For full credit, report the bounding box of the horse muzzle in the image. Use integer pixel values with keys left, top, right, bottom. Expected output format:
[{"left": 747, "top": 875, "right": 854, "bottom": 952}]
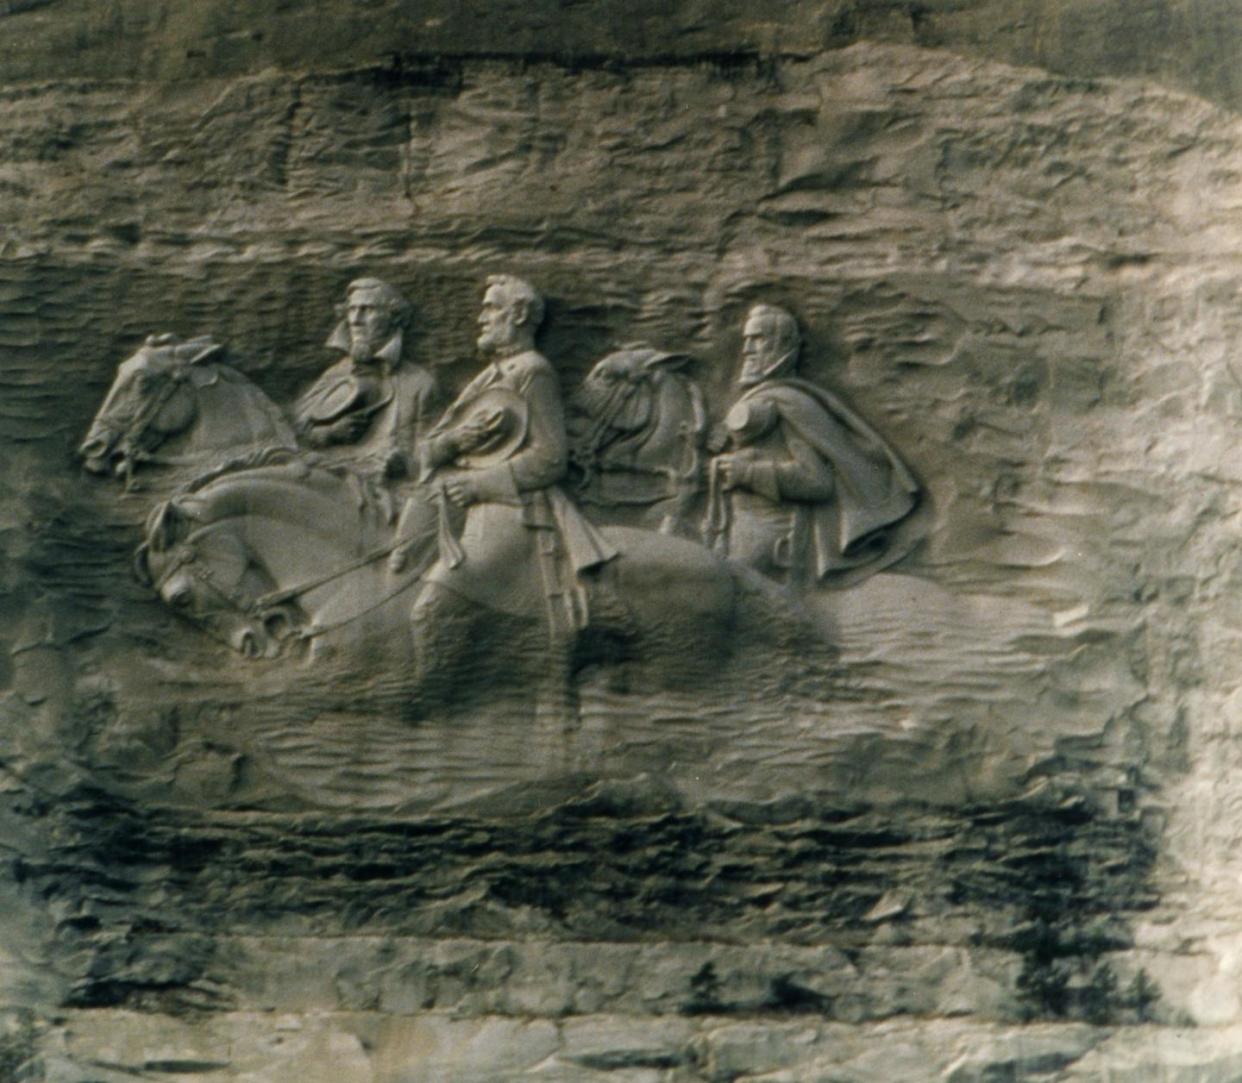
[
  {"left": 79, "top": 431, "right": 120, "bottom": 474},
  {"left": 230, "top": 622, "right": 281, "bottom": 661},
  {"left": 229, "top": 605, "right": 304, "bottom": 661}
]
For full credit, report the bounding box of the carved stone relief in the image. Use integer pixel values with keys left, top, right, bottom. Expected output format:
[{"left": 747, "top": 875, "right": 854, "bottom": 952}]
[
  {"left": 93, "top": 278, "right": 893, "bottom": 725},
  {"left": 79, "top": 333, "right": 296, "bottom": 486},
  {"left": 16, "top": 43, "right": 1184, "bottom": 828},
  {"left": 704, "top": 303, "right": 922, "bottom": 588},
  {"left": 8, "top": 26, "right": 1237, "bottom": 1078},
  {"left": 569, "top": 345, "right": 707, "bottom": 536}
]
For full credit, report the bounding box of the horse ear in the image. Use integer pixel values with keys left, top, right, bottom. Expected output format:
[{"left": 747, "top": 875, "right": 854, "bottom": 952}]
[
  {"left": 599, "top": 347, "right": 650, "bottom": 381},
  {"left": 184, "top": 339, "right": 224, "bottom": 387},
  {"left": 188, "top": 365, "right": 220, "bottom": 389},
  {"left": 187, "top": 338, "right": 225, "bottom": 365},
  {"left": 144, "top": 499, "right": 189, "bottom": 552}
]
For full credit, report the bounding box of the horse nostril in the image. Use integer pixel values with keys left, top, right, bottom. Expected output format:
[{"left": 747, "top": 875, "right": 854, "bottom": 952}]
[
  {"left": 263, "top": 610, "right": 292, "bottom": 640},
  {"left": 80, "top": 437, "right": 115, "bottom": 471},
  {"left": 170, "top": 587, "right": 192, "bottom": 609},
  {"left": 238, "top": 630, "right": 260, "bottom": 659}
]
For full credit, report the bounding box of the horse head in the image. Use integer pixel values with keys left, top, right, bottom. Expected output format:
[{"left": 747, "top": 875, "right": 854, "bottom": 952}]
[
  {"left": 80, "top": 334, "right": 226, "bottom": 478},
  {"left": 571, "top": 345, "right": 704, "bottom": 487},
  {"left": 81, "top": 333, "right": 295, "bottom": 483},
  {"left": 135, "top": 491, "right": 303, "bottom": 660},
  {"left": 573, "top": 346, "right": 691, "bottom": 437}
]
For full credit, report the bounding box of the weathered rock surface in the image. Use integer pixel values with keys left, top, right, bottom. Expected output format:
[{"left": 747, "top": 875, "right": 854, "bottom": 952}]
[
  {"left": 27, "top": 1013, "right": 1242, "bottom": 1082},
  {"left": 8, "top": 0, "right": 1242, "bottom": 116},
  {"left": 3, "top": 4, "right": 1242, "bottom": 1078}
]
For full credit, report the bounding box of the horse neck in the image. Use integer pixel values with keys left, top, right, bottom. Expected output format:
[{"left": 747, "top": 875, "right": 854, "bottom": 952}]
[
  {"left": 235, "top": 513, "right": 359, "bottom": 592},
  {"left": 195, "top": 472, "right": 391, "bottom": 584},
  {"left": 187, "top": 373, "right": 292, "bottom": 454},
  {"left": 623, "top": 376, "right": 701, "bottom": 464}
]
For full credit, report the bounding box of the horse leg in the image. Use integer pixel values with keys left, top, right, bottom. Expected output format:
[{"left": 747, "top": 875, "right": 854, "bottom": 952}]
[
  {"left": 533, "top": 631, "right": 579, "bottom": 742},
  {"left": 407, "top": 582, "right": 481, "bottom": 716},
  {"left": 407, "top": 577, "right": 584, "bottom": 729}
]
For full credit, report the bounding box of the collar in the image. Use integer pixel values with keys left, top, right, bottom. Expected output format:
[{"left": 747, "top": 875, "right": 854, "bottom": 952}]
[
  {"left": 324, "top": 325, "right": 405, "bottom": 369},
  {"left": 736, "top": 372, "right": 793, "bottom": 404},
  {"left": 484, "top": 348, "right": 540, "bottom": 380}
]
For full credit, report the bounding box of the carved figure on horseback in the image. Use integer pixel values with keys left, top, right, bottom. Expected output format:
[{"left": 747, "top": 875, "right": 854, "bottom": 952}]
[
  {"left": 292, "top": 277, "right": 440, "bottom": 481},
  {"left": 82, "top": 276, "right": 928, "bottom": 720},
  {"left": 134, "top": 449, "right": 801, "bottom": 713}
]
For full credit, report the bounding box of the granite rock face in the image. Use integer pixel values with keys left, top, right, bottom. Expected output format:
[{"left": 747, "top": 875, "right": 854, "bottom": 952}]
[
  {"left": 9, "top": 0, "right": 1242, "bottom": 114},
  {"left": 3, "top": 4, "right": 1242, "bottom": 1079}
]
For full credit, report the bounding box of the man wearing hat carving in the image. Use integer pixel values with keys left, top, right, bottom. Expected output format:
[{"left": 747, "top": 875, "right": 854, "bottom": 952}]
[
  {"left": 293, "top": 277, "right": 440, "bottom": 479},
  {"left": 401, "top": 274, "right": 616, "bottom": 643}
]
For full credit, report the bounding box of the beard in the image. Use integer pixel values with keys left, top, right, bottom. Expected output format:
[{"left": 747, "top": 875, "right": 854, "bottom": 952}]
[
  {"left": 349, "top": 325, "right": 390, "bottom": 362},
  {"left": 476, "top": 326, "right": 508, "bottom": 356},
  {"left": 739, "top": 358, "right": 772, "bottom": 386},
  {"left": 740, "top": 349, "right": 795, "bottom": 386}
]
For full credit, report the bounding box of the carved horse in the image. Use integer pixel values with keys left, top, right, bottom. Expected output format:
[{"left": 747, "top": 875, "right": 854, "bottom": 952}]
[
  {"left": 80, "top": 334, "right": 296, "bottom": 486},
  {"left": 569, "top": 346, "right": 707, "bottom": 537},
  {"left": 135, "top": 456, "right": 816, "bottom": 707}
]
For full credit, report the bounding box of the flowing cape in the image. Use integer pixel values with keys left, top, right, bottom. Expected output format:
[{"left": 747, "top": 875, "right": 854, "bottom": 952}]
[{"left": 738, "top": 377, "right": 921, "bottom": 580}]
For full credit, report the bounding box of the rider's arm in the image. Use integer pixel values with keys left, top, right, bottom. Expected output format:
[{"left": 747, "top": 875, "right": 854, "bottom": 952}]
[
  {"left": 510, "top": 365, "right": 568, "bottom": 490},
  {"left": 731, "top": 428, "right": 834, "bottom": 503},
  {"left": 772, "top": 428, "right": 835, "bottom": 501}
]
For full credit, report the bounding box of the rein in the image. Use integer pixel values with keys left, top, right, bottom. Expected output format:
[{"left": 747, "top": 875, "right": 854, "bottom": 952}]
[
  {"left": 291, "top": 573, "right": 423, "bottom": 640},
  {"left": 254, "top": 536, "right": 408, "bottom": 610}
]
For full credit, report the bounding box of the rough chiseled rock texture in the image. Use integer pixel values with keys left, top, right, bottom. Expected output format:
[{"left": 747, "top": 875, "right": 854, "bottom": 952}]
[
  {"left": 8, "top": 0, "right": 1242, "bottom": 115},
  {"left": 2, "top": 11, "right": 1242, "bottom": 1080}
]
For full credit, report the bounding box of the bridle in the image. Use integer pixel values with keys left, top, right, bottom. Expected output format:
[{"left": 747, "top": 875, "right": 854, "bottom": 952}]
[
  {"left": 572, "top": 367, "right": 702, "bottom": 496},
  {"left": 571, "top": 369, "right": 647, "bottom": 488},
  {"left": 151, "top": 522, "right": 267, "bottom": 620},
  {"left": 104, "top": 361, "right": 194, "bottom": 490},
  {"left": 105, "top": 362, "right": 294, "bottom": 492}
]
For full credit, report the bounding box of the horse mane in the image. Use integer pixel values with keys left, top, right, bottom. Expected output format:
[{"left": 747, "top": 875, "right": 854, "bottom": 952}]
[
  {"left": 177, "top": 446, "right": 308, "bottom": 495},
  {"left": 172, "top": 449, "right": 398, "bottom": 531}
]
